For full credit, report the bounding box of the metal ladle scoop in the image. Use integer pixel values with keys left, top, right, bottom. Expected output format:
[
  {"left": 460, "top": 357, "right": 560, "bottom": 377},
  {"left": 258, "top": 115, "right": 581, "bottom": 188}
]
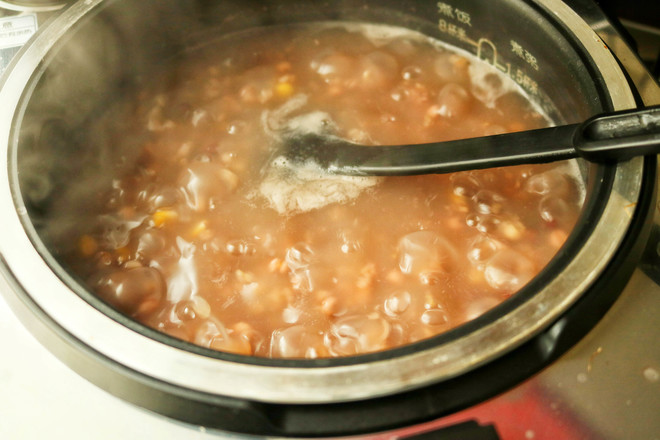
[{"left": 282, "top": 105, "right": 660, "bottom": 176}]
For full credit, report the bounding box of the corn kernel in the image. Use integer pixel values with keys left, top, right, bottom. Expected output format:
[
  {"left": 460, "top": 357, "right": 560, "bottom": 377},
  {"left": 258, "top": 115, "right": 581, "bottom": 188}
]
[
  {"left": 190, "top": 220, "right": 208, "bottom": 238},
  {"left": 78, "top": 235, "right": 98, "bottom": 256},
  {"left": 152, "top": 209, "right": 178, "bottom": 227},
  {"left": 275, "top": 82, "right": 294, "bottom": 98}
]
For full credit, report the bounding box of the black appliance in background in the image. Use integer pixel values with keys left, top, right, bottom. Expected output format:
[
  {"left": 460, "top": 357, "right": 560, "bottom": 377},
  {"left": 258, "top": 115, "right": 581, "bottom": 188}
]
[
  {"left": 597, "top": 0, "right": 660, "bottom": 79},
  {"left": 598, "top": 0, "right": 660, "bottom": 28}
]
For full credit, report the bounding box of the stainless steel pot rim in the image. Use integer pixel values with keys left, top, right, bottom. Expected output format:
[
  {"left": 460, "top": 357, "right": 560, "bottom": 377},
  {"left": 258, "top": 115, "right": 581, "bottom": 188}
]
[{"left": 0, "top": 0, "right": 642, "bottom": 404}]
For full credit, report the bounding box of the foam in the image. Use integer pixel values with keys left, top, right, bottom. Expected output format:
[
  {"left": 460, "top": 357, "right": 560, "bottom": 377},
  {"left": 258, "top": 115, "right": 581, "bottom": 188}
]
[{"left": 254, "top": 156, "right": 381, "bottom": 215}]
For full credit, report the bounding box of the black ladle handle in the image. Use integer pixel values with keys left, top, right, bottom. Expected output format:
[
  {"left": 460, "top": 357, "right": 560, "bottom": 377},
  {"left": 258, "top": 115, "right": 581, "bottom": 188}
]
[
  {"left": 574, "top": 105, "right": 660, "bottom": 161},
  {"left": 291, "top": 105, "right": 660, "bottom": 176}
]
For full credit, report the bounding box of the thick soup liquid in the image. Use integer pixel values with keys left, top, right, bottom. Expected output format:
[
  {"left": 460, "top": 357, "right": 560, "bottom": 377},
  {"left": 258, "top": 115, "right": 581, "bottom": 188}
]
[{"left": 62, "top": 24, "right": 583, "bottom": 358}]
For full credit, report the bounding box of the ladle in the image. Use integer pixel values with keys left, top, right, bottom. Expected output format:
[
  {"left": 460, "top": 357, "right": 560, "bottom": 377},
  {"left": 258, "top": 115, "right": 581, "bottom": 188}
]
[{"left": 283, "top": 105, "right": 660, "bottom": 176}]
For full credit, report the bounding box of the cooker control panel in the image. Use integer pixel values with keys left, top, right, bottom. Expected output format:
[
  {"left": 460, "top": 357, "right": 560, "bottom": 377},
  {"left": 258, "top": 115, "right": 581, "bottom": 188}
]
[{"left": 0, "top": 13, "right": 37, "bottom": 74}]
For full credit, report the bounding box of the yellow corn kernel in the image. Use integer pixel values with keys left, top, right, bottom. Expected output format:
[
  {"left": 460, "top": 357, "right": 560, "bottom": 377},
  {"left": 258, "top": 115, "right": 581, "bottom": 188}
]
[
  {"left": 190, "top": 220, "right": 208, "bottom": 238},
  {"left": 78, "top": 234, "right": 98, "bottom": 256},
  {"left": 275, "top": 82, "right": 294, "bottom": 98},
  {"left": 152, "top": 209, "right": 178, "bottom": 227}
]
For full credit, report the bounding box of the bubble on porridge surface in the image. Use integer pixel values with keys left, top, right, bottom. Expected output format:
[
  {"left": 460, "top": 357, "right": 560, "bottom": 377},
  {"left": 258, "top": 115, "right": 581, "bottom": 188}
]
[
  {"left": 194, "top": 317, "right": 228, "bottom": 347},
  {"left": 312, "top": 52, "right": 357, "bottom": 81},
  {"left": 146, "top": 186, "right": 182, "bottom": 210},
  {"left": 473, "top": 214, "right": 502, "bottom": 235},
  {"left": 95, "top": 266, "right": 165, "bottom": 315},
  {"left": 209, "top": 330, "right": 253, "bottom": 355},
  {"left": 451, "top": 172, "right": 482, "bottom": 198},
  {"left": 326, "top": 22, "right": 529, "bottom": 110},
  {"left": 136, "top": 229, "right": 167, "bottom": 260},
  {"left": 180, "top": 162, "right": 238, "bottom": 212},
  {"left": 98, "top": 214, "right": 145, "bottom": 249},
  {"left": 384, "top": 290, "right": 412, "bottom": 316},
  {"left": 525, "top": 163, "right": 586, "bottom": 202},
  {"left": 326, "top": 314, "right": 391, "bottom": 356},
  {"left": 286, "top": 242, "right": 315, "bottom": 292},
  {"left": 463, "top": 296, "right": 500, "bottom": 321},
  {"left": 433, "top": 52, "right": 467, "bottom": 84},
  {"left": 387, "top": 322, "right": 407, "bottom": 347},
  {"left": 434, "top": 83, "right": 472, "bottom": 118},
  {"left": 358, "top": 50, "right": 399, "bottom": 89},
  {"left": 525, "top": 169, "right": 571, "bottom": 196},
  {"left": 255, "top": 156, "right": 381, "bottom": 215},
  {"left": 473, "top": 189, "right": 505, "bottom": 215},
  {"left": 270, "top": 325, "right": 325, "bottom": 358},
  {"left": 172, "top": 299, "right": 199, "bottom": 323},
  {"left": 468, "top": 235, "right": 500, "bottom": 267},
  {"left": 421, "top": 307, "right": 449, "bottom": 326},
  {"left": 398, "top": 231, "right": 457, "bottom": 275},
  {"left": 484, "top": 248, "right": 536, "bottom": 291},
  {"left": 539, "top": 196, "right": 571, "bottom": 224},
  {"left": 468, "top": 62, "right": 520, "bottom": 108}
]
